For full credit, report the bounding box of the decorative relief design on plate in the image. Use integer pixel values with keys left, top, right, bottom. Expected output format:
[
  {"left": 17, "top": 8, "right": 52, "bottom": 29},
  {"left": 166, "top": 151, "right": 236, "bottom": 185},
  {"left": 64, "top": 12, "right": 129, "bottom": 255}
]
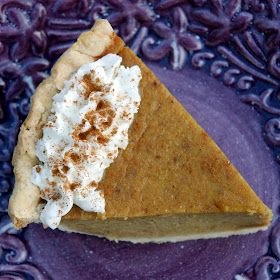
[
  {"left": 245, "top": 221, "right": 280, "bottom": 280},
  {"left": 191, "top": 0, "right": 253, "bottom": 46},
  {"left": 142, "top": 7, "right": 202, "bottom": 69},
  {"left": 0, "top": 216, "right": 47, "bottom": 279},
  {"left": 0, "top": 0, "right": 280, "bottom": 279}
]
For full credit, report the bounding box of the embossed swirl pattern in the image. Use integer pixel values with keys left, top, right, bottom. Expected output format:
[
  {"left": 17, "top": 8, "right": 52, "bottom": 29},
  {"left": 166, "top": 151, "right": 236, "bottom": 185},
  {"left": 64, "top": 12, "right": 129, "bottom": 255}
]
[{"left": 0, "top": 1, "right": 280, "bottom": 279}]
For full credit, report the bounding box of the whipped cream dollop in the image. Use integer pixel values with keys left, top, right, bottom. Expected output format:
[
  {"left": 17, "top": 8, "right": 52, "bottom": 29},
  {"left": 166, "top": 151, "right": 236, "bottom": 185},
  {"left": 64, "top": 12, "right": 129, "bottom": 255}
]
[{"left": 31, "top": 54, "right": 142, "bottom": 229}]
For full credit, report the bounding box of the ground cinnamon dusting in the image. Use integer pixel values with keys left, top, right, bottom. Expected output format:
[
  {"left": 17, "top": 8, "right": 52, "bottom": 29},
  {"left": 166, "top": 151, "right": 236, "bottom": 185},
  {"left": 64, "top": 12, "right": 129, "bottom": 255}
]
[
  {"left": 85, "top": 110, "right": 97, "bottom": 124},
  {"left": 99, "top": 107, "right": 116, "bottom": 128},
  {"left": 101, "top": 115, "right": 115, "bottom": 129},
  {"left": 51, "top": 192, "right": 61, "bottom": 201},
  {"left": 73, "top": 125, "right": 98, "bottom": 141},
  {"left": 47, "top": 181, "right": 55, "bottom": 187},
  {"left": 52, "top": 164, "right": 65, "bottom": 178},
  {"left": 111, "top": 128, "right": 117, "bottom": 135},
  {"left": 96, "top": 100, "right": 110, "bottom": 110},
  {"left": 97, "top": 135, "right": 109, "bottom": 145},
  {"left": 69, "top": 183, "right": 79, "bottom": 191},
  {"left": 41, "top": 188, "right": 61, "bottom": 201},
  {"left": 73, "top": 102, "right": 115, "bottom": 143},
  {"left": 65, "top": 151, "right": 81, "bottom": 163},
  {"left": 61, "top": 165, "right": 69, "bottom": 173},
  {"left": 82, "top": 73, "right": 104, "bottom": 99},
  {"left": 121, "top": 111, "right": 130, "bottom": 119}
]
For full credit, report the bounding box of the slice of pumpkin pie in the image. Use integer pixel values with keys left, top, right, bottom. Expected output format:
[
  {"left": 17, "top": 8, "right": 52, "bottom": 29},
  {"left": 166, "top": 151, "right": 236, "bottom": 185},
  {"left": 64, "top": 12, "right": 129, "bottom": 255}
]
[{"left": 8, "top": 19, "right": 272, "bottom": 243}]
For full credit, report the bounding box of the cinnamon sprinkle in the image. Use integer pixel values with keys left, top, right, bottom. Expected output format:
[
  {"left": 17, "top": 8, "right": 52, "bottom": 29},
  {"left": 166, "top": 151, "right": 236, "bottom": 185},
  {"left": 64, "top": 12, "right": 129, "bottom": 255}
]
[
  {"left": 52, "top": 164, "right": 65, "bottom": 178},
  {"left": 96, "top": 100, "right": 110, "bottom": 110},
  {"left": 47, "top": 180, "right": 55, "bottom": 187},
  {"left": 111, "top": 128, "right": 117, "bottom": 135},
  {"left": 85, "top": 110, "right": 97, "bottom": 126},
  {"left": 121, "top": 111, "right": 130, "bottom": 119},
  {"left": 41, "top": 188, "right": 61, "bottom": 201},
  {"left": 97, "top": 134, "right": 109, "bottom": 145},
  {"left": 61, "top": 165, "right": 69, "bottom": 173},
  {"left": 74, "top": 126, "right": 98, "bottom": 141},
  {"left": 73, "top": 104, "right": 115, "bottom": 143},
  {"left": 82, "top": 74, "right": 104, "bottom": 99},
  {"left": 69, "top": 183, "right": 79, "bottom": 191},
  {"left": 64, "top": 151, "right": 81, "bottom": 164}
]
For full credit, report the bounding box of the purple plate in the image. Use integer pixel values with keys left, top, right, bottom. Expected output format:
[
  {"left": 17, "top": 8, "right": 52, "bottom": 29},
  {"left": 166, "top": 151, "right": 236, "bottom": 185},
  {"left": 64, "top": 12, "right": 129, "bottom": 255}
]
[{"left": 1, "top": 1, "right": 280, "bottom": 279}]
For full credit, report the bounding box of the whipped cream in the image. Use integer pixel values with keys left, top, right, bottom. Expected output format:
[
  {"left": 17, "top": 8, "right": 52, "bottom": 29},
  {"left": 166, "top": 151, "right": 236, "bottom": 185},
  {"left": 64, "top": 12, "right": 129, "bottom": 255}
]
[{"left": 31, "top": 54, "right": 142, "bottom": 229}]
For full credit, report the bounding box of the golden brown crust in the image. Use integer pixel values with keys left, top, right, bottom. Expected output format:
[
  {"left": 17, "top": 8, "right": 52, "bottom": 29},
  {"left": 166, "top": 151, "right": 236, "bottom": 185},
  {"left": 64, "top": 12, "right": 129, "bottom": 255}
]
[
  {"left": 9, "top": 19, "right": 272, "bottom": 232},
  {"left": 8, "top": 20, "right": 125, "bottom": 228}
]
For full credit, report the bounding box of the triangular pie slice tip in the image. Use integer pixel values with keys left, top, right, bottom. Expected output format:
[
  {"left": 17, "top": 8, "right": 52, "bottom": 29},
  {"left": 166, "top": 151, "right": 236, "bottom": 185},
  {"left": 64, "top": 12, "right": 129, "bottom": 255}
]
[{"left": 8, "top": 19, "right": 272, "bottom": 243}]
